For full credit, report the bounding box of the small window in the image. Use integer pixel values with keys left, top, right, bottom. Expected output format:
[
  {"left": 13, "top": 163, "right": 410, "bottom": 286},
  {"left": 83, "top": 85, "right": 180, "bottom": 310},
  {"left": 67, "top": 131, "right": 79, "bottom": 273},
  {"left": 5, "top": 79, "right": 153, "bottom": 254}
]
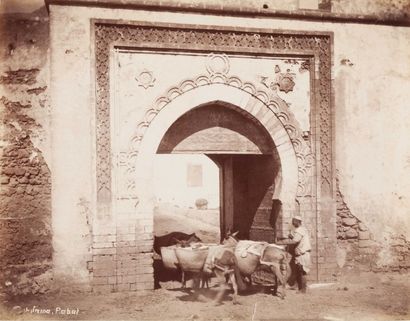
[{"left": 187, "top": 164, "right": 202, "bottom": 187}]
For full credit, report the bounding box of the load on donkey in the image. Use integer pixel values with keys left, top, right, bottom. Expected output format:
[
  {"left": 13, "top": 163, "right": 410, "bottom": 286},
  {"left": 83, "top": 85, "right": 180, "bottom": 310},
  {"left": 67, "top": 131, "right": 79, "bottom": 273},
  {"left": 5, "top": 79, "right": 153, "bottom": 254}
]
[
  {"left": 153, "top": 232, "right": 202, "bottom": 289},
  {"left": 159, "top": 231, "right": 292, "bottom": 305}
]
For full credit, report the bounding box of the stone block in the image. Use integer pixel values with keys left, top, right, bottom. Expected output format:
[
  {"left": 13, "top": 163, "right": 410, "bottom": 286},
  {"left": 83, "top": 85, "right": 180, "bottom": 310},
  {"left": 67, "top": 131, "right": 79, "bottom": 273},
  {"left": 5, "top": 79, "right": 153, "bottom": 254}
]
[
  {"left": 136, "top": 282, "right": 154, "bottom": 291},
  {"left": 117, "top": 246, "right": 137, "bottom": 255},
  {"left": 94, "top": 259, "right": 117, "bottom": 271},
  {"left": 92, "top": 276, "right": 108, "bottom": 285},
  {"left": 93, "top": 242, "right": 115, "bottom": 249},
  {"left": 342, "top": 217, "right": 357, "bottom": 226},
  {"left": 391, "top": 238, "right": 406, "bottom": 246},
  {"left": 137, "top": 245, "right": 153, "bottom": 253},
  {"left": 117, "top": 234, "right": 136, "bottom": 242},
  {"left": 137, "top": 273, "right": 154, "bottom": 283},
  {"left": 358, "top": 239, "right": 375, "bottom": 248},
  {"left": 144, "top": 282, "right": 154, "bottom": 290},
  {"left": 93, "top": 254, "right": 116, "bottom": 263},
  {"left": 93, "top": 268, "right": 116, "bottom": 277},
  {"left": 358, "top": 247, "right": 376, "bottom": 254},
  {"left": 118, "top": 262, "right": 138, "bottom": 271},
  {"left": 117, "top": 268, "right": 137, "bottom": 276},
  {"left": 138, "top": 266, "right": 154, "bottom": 274},
  {"left": 117, "top": 283, "right": 130, "bottom": 292},
  {"left": 116, "top": 241, "right": 136, "bottom": 247},
  {"left": 1, "top": 176, "right": 10, "bottom": 184},
  {"left": 136, "top": 233, "right": 153, "bottom": 241},
  {"left": 116, "top": 226, "right": 134, "bottom": 235},
  {"left": 93, "top": 284, "right": 113, "bottom": 294},
  {"left": 117, "top": 259, "right": 137, "bottom": 269},
  {"left": 14, "top": 168, "right": 26, "bottom": 176},
  {"left": 337, "top": 211, "right": 350, "bottom": 218},
  {"left": 93, "top": 235, "right": 116, "bottom": 243},
  {"left": 358, "top": 231, "right": 370, "bottom": 240},
  {"left": 345, "top": 228, "right": 358, "bottom": 239},
  {"left": 122, "top": 275, "right": 138, "bottom": 283},
  {"left": 93, "top": 248, "right": 116, "bottom": 255}
]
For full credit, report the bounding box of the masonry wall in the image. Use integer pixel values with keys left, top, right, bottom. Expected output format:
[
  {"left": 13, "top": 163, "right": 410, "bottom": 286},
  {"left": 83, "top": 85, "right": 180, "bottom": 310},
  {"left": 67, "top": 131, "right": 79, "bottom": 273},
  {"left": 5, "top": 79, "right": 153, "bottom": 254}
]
[
  {"left": 0, "top": 10, "right": 52, "bottom": 296},
  {"left": 47, "top": 4, "right": 410, "bottom": 289}
]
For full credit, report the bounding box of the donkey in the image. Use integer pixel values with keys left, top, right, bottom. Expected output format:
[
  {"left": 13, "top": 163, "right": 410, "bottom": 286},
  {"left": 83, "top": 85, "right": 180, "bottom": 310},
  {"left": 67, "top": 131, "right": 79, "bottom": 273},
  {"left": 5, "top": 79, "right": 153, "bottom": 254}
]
[
  {"left": 173, "top": 239, "right": 247, "bottom": 305},
  {"left": 174, "top": 238, "right": 210, "bottom": 289},
  {"left": 223, "top": 232, "right": 291, "bottom": 299},
  {"left": 199, "top": 243, "right": 247, "bottom": 305},
  {"left": 153, "top": 232, "right": 202, "bottom": 289}
]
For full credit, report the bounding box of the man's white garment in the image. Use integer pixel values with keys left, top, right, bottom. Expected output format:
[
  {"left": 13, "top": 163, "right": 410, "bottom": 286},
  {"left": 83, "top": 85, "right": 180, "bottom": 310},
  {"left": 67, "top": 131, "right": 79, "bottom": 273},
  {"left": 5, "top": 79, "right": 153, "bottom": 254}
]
[{"left": 290, "top": 226, "right": 312, "bottom": 273}]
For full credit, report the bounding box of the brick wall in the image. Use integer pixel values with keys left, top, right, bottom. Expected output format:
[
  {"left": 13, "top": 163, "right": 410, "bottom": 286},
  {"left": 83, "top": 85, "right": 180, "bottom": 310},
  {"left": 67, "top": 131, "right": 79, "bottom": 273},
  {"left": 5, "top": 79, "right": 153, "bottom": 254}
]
[{"left": 0, "top": 8, "right": 52, "bottom": 296}]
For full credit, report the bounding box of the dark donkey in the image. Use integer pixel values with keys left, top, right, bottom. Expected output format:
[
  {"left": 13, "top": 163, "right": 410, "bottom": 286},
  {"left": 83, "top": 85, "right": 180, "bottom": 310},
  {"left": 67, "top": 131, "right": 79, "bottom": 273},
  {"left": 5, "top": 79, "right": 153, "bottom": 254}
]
[
  {"left": 153, "top": 232, "right": 202, "bottom": 289},
  {"left": 154, "top": 232, "right": 201, "bottom": 255}
]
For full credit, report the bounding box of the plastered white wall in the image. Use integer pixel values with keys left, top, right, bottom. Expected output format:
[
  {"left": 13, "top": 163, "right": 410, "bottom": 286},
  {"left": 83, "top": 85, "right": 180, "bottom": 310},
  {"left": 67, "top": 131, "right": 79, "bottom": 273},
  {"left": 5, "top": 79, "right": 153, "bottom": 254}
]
[{"left": 49, "top": 4, "right": 410, "bottom": 278}]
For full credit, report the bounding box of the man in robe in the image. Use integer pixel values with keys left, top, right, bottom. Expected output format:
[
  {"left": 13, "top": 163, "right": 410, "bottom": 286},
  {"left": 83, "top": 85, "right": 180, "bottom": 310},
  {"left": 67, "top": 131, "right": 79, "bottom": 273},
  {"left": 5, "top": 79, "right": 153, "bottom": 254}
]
[{"left": 277, "top": 215, "right": 311, "bottom": 293}]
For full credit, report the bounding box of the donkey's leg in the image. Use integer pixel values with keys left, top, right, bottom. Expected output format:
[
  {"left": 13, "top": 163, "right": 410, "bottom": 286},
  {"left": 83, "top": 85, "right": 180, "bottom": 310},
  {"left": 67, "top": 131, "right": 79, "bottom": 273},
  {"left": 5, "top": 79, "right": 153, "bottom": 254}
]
[
  {"left": 201, "top": 273, "right": 210, "bottom": 289},
  {"left": 270, "top": 264, "right": 286, "bottom": 299},
  {"left": 181, "top": 270, "right": 186, "bottom": 289},
  {"left": 229, "top": 272, "right": 240, "bottom": 305},
  {"left": 212, "top": 270, "right": 227, "bottom": 306},
  {"left": 192, "top": 272, "right": 201, "bottom": 289},
  {"left": 205, "top": 275, "right": 209, "bottom": 288}
]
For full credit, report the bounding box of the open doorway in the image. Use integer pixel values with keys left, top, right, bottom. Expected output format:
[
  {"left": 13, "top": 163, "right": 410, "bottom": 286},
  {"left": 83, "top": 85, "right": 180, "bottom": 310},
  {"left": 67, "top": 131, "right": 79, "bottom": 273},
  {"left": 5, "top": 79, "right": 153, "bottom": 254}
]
[
  {"left": 153, "top": 154, "right": 221, "bottom": 243},
  {"left": 154, "top": 102, "right": 282, "bottom": 242}
]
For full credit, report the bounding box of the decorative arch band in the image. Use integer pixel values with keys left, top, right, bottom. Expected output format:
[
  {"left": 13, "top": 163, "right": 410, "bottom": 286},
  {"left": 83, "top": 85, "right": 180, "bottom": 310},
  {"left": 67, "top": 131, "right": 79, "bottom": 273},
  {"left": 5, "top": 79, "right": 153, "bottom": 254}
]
[
  {"left": 124, "top": 73, "right": 313, "bottom": 199},
  {"left": 94, "top": 22, "right": 333, "bottom": 208}
]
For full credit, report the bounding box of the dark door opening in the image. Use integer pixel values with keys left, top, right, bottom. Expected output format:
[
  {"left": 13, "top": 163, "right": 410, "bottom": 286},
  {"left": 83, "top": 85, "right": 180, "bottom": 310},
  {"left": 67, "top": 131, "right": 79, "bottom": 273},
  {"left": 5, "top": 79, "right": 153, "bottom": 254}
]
[{"left": 209, "top": 154, "right": 280, "bottom": 243}]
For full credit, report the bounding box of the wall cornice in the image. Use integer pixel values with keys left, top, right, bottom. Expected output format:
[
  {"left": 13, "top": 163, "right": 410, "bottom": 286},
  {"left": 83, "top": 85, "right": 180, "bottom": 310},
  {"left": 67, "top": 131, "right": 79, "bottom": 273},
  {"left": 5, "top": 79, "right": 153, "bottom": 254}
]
[{"left": 45, "top": 0, "right": 410, "bottom": 27}]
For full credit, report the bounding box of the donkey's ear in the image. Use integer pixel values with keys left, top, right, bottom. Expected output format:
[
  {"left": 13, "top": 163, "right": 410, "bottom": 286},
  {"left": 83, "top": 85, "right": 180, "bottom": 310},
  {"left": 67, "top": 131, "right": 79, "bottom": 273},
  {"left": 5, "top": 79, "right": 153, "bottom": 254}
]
[{"left": 232, "top": 231, "right": 239, "bottom": 237}]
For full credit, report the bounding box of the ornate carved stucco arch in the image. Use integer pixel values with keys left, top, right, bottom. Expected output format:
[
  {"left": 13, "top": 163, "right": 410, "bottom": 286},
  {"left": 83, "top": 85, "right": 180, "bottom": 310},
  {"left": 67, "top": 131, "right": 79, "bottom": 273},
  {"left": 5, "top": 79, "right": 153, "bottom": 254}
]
[
  {"left": 122, "top": 74, "right": 313, "bottom": 218},
  {"left": 95, "top": 22, "right": 334, "bottom": 200},
  {"left": 95, "top": 22, "right": 334, "bottom": 214}
]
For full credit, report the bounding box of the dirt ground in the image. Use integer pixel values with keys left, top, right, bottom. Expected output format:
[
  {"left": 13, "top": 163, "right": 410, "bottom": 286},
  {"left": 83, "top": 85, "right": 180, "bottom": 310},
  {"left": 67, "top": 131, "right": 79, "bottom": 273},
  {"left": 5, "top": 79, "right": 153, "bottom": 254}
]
[
  {"left": 1, "top": 271, "right": 409, "bottom": 321},
  {"left": 1, "top": 208, "right": 409, "bottom": 321}
]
